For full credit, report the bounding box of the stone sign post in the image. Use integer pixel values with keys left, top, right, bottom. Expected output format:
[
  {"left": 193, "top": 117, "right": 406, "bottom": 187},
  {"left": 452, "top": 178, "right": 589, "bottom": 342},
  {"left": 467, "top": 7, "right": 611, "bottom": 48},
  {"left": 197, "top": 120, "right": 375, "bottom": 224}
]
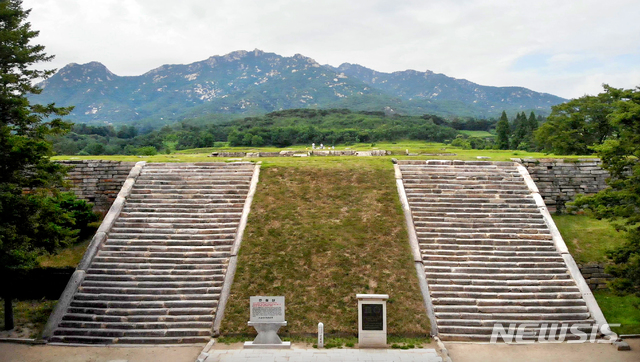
[
  {"left": 244, "top": 296, "right": 291, "bottom": 349},
  {"left": 357, "top": 294, "right": 388, "bottom": 348}
]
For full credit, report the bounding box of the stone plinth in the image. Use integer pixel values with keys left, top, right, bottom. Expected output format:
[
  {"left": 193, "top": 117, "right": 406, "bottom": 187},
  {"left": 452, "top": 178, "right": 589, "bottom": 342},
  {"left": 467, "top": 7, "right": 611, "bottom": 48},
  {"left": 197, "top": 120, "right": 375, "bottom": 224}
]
[{"left": 357, "top": 294, "right": 389, "bottom": 348}]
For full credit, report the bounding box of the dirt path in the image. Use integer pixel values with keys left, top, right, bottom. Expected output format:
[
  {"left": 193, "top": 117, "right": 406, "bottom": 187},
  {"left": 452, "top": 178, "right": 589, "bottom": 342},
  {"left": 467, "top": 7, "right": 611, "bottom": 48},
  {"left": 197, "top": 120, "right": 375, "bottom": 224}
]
[
  {"left": 0, "top": 343, "right": 203, "bottom": 362},
  {"left": 446, "top": 339, "right": 640, "bottom": 362}
]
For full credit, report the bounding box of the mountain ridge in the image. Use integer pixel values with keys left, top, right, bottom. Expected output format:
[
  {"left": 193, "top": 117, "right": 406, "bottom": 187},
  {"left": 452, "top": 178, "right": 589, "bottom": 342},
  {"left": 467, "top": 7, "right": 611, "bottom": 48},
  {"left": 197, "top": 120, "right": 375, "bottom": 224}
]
[{"left": 29, "top": 49, "right": 566, "bottom": 126}]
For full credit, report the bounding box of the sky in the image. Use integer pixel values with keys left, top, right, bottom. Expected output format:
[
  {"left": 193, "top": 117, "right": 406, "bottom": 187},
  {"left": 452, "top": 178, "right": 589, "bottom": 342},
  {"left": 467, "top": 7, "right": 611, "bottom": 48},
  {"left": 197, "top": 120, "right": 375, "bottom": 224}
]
[{"left": 22, "top": 0, "right": 640, "bottom": 100}]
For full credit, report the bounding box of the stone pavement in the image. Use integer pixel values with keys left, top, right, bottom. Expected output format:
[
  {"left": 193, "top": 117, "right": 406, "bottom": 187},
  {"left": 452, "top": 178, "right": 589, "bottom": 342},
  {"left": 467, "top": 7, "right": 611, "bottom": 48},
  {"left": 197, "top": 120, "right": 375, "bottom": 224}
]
[{"left": 203, "top": 348, "right": 443, "bottom": 362}]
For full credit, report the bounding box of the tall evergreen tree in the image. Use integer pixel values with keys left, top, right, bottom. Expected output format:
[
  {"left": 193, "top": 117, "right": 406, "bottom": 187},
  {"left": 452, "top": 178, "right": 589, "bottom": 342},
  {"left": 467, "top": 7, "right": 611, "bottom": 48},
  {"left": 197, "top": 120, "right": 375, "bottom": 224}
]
[
  {"left": 0, "top": 0, "right": 74, "bottom": 330},
  {"left": 495, "top": 111, "right": 510, "bottom": 150},
  {"left": 511, "top": 112, "right": 528, "bottom": 149}
]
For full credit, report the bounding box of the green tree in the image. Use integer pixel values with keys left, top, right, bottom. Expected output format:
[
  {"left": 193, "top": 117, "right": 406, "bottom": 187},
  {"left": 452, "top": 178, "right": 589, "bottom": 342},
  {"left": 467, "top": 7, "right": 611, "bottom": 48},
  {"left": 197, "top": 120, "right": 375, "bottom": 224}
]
[
  {"left": 534, "top": 90, "right": 616, "bottom": 154},
  {"left": 495, "top": 111, "right": 510, "bottom": 150},
  {"left": 570, "top": 85, "right": 640, "bottom": 295},
  {"left": 0, "top": 0, "right": 75, "bottom": 330}
]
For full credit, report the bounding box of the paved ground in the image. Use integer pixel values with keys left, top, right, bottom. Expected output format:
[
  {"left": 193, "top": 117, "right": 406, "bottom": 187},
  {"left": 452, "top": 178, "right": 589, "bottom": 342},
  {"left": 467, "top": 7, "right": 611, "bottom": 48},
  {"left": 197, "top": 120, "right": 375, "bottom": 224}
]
[
  {"left": 1, "top": 339, "right": 638, "bottom": 362},
  {"left": 204, "top": 348, "right": 443, "bottom": 362},
  {"left": 0, "top": 343, "right": 203, "bottom": 362},
  {"left": 446, "top": 339, "right": 640, "bottom": 362}
]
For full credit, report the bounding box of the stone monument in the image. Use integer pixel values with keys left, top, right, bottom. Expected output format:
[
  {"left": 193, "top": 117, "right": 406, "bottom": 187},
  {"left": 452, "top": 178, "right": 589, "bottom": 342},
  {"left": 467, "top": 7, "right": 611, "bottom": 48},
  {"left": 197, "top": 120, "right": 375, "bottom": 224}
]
[
  {"left": 357, "top": 294, "right": 389, "bottom": 348},
  {"left": 244, "top": 296, "right": 291, "bottom": 349}
]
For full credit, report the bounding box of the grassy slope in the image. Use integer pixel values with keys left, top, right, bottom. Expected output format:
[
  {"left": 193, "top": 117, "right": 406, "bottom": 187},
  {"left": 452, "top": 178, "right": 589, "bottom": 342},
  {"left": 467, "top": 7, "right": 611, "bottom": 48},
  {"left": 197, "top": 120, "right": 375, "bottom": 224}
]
[
  {"left": 553, "top": 215, "right": 627, "bottom": 264},
  {"left": 553, "top": 214, "right": 640, "bottom": 334},
  {"left": 220, "top": 160, "right": 430, "bottom": 337}
]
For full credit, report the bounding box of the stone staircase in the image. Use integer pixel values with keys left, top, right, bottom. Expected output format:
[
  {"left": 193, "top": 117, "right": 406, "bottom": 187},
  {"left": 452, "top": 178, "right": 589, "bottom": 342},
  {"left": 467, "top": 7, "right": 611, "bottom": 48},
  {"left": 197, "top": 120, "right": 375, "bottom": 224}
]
[
  {"left": 398, "top": 160, "right": 596, "bottom": 341},
  {"left": 49, "top": 162, "right": 256, "bottom": 344}
]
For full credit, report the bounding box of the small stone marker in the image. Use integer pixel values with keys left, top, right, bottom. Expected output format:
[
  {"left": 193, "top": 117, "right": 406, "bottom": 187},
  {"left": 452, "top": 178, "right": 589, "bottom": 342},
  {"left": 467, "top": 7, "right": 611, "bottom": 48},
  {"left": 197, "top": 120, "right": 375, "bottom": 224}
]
[
  {"left": 244, "top": 296, "right": 291, "bottom": 349},
  {"left": 357, "top": 294, "right": 388, "bottom": 348},
  {"left": 318, "top": 322, "right": 324, "bottom": 348}
]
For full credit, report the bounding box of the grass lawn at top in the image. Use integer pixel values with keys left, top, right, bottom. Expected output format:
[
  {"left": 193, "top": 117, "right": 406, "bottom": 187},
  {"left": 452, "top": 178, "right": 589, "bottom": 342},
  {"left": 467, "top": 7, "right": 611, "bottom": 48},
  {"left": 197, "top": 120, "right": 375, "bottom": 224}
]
[
  {"left": 52, "top": 140, "right": 595, "bottom": 163},
  {"left": 219, "top": 160, "right": 430, "bottom": 338}
]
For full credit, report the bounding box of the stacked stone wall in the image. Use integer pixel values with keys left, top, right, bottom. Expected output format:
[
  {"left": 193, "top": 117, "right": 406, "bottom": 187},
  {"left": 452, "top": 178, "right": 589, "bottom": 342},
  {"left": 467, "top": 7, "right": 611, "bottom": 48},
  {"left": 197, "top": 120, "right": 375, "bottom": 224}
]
[
  {"left": 516, "top": 158, "right": 609, "bottom": 212},
  {"left": 577, "top": 263, "right": 614, "bottom": 290},
  {"left": 57, "top": 160, "right": 135, "bottom": 213}
]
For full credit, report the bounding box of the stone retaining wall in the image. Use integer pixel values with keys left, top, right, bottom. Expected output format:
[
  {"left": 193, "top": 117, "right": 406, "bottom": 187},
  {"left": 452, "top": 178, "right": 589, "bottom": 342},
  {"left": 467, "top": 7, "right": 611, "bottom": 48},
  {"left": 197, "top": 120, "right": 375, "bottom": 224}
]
[
  {"left": 577, "top": 263, "right": 614, "bottom": 290},
  {"left": 58, "top": 160, "right": 136, "bottom": 213},
  {"left": 515, "top": 158, "right": 609, "bottom": 212}
]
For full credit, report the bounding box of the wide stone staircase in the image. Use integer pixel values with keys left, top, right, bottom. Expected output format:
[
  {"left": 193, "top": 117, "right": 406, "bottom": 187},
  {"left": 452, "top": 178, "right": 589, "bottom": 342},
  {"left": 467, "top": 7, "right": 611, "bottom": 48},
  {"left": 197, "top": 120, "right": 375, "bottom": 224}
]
[
  {"left": 49, "top": 162, "right": 256, "bottom": 344},
  {"left": 398, "top": 160, "right": 596, "bottom": 341}
]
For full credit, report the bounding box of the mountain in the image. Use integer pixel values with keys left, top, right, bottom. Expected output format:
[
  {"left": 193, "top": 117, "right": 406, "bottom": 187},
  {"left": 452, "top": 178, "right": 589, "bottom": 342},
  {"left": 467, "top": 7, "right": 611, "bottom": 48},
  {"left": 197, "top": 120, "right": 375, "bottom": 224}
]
[
  {"left": 329, "top": 63, "right": 565, "bottom": 111},
  {"left": 29, "top": 49, "right": 566, "bottom": 126}
]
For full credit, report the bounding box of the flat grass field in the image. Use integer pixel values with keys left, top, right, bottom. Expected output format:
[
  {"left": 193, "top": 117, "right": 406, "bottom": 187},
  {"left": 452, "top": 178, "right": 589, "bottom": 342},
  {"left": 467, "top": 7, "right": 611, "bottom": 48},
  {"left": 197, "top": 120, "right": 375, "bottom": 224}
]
[{"left": 51, "top": 140, "right": 596, "bottom": 164}]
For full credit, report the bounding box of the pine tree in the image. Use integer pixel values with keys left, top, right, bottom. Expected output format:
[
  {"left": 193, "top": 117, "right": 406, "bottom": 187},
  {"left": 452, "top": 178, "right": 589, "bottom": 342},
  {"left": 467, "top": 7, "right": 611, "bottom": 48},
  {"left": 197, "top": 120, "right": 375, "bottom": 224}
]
[
  {"left": 1, "top": 0, "right": 74, "bottom": 330},
  {"left": 495, "top": 111, "right": 510, "bottom": 150}
]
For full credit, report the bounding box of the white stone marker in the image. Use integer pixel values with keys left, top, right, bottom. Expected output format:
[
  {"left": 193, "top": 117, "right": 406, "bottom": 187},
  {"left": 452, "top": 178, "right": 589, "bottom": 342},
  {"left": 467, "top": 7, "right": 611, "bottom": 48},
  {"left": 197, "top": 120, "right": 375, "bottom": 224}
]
[
  {"left": 318, "top": 322, "right": 324, "bottom": 348},
  {"left": 357, "top": 294, "right": 389, "bottom": 348},
  {"left": 244, "top": 296, "right": 291, "bottom": 349}
]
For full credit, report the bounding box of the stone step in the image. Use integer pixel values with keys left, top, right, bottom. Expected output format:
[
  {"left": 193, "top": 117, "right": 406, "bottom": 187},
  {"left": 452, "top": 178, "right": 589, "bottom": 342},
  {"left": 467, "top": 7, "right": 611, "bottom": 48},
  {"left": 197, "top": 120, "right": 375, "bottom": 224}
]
[
  {"left": 429, "top": 278, "right": 578, "bottom": 293},
  {"left": 433, "top": 305, "right": 588, "bottom": 314},
  {"left": 437, "top": 324, "right": 594, "bottom": 336},
  {"left": 429, "top": 291, "right": 583, "bottom": 300},
  {"left": 125, "top": 198, "right": 245, "bottom": 205},
  {"left": 53, "top": 327, "right": 212, "bottom": 338},
  {"left": 73, "top": 293, "right": 219, "bottom": 302},
  {"left": 87, "top": 267, "right": 224, "bottom": 275},
  {"left": 425, "top": 261, "right": 566, "bottom": 268},
  {"left": 419, "top": 244, "right": 556, "bottom": 252},
  {"left": 104, "top": 240, "right": 234, "bottom": 247},
  {"left": 438, "top": 318, "right": 595, "bottom": 327},
  {"left": 416, "top": 227, "right": 549, "bottom": 234},
  {"left": 431, "top": 298, "right": 586, "bottom": 307},
  {"left": 65, "top": 306, "right": 215, "bottom": 316},
  {"left": 121, "top": 207, "right": 243, "bottom": 213},
  {"left": 58, "top": 320, "right": 212, "bottom": 330},
  {"left": 91, "top": 256, "right": 229, "bottom": 264},
  {"left": 89, "top": 262, "right": 227, "bottom": 270},
  {"left": 62, "top": 313, "right": 214, "bottom": 323},
  {"left": 132, "top": 188, "right": 248, "bottom": 194},
  {"left": 127, "top": 194, "right": 246, "bottom": 201},
  {"left": 69, "top": 299, "right": 217, "bottom": 309},
  {"left": 112, "top": 222, "right": 238, "bottom": 229},
  {"left": 135, "top": 180, "right": 250, "bottom": 186},
  {"left": 78, "top": 287, "right": 222, "bottom": 295},
  {"left": 434, "top": 312, "right": 592, "bottom": 321},
  {"left": 83, "top": 274, "right": 225, "bottom": 282},
  {"left": 138, "top": 175, "right": 251, "bottom": 181},
  {"left": 416, "top": 232, "right": 552, "bottom": 240},
  {"left": 97, "top": 250, "right": 229, "bottom": 258},
  {"left": 410, "top": 203, "right": 537, "bottom": 210},
  {"left": 48, "top": 335, "right": 211, "bottom": 344},
  {"left": 107, "top": 233, "right": 235, "bottom": 240},
  {"left": 80, "top": 278, "right": 223, "bottom": 286},
  {"left": 110, "top": 227, "right": 237, "bottom": 234},
  {"left": 424, "top": 238, "right": 555, "bottom": 247},
  {"left": 422, "top": 250, "right": 559, "bottom": 258},
  {"left": 414, "top": 217, "right": 545, "bottom": 224},
  {"left": 122, "top": 204, "right": 244, "bottom": 212},
  {"left": 423, "top": 255, "right": 562, "bottom": 262},
  {"left": 99, "top": 246, "right": 224, "bottom": 253},
  {"left": 425, "top": 272, "right": 571, "bottom": 280},
  {"left": 424, "top": 267, "right": 569, "bottom": 275},
  {"left": 119, "top": 212, "right": 242, "bottom": 219},
  {"left": 412, "top": 208, "right": 540, "bottom": 215},
  {"left": 116, "top": 217, "right": 239, "bottom": 223}
]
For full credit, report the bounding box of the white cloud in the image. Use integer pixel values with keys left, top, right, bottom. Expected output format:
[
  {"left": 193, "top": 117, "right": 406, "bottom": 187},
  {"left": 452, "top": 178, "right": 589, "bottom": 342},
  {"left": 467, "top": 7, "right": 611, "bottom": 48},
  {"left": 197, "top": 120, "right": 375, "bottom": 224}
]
[{"left": 23, "top": 0, "right": 640, "bottom": 99}]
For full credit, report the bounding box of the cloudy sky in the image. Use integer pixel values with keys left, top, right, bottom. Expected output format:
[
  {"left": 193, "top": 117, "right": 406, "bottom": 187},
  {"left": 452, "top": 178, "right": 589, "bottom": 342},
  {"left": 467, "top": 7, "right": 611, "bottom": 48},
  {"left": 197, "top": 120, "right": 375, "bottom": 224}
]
[{"left": 23, "top": 0, "right": 640, "bottom": 99}]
